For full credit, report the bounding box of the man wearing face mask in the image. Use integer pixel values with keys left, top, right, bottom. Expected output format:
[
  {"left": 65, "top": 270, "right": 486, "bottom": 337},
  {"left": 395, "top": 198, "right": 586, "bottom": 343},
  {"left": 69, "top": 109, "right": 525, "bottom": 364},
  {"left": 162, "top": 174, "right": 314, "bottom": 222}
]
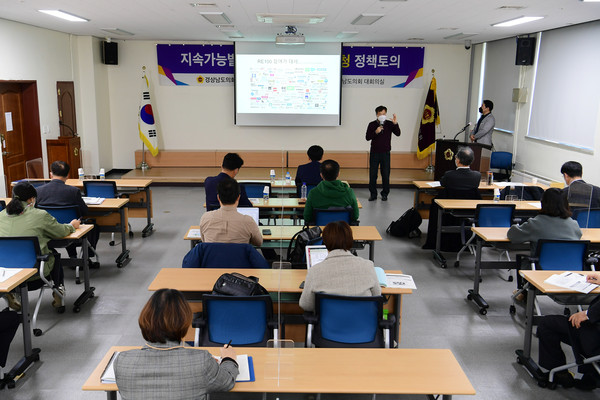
[
  {"left": 469, "top": 99, "right": 495, "bottom": 146},
  {"left": 365, "top": 105, "right": 401, "bottom": 201}
]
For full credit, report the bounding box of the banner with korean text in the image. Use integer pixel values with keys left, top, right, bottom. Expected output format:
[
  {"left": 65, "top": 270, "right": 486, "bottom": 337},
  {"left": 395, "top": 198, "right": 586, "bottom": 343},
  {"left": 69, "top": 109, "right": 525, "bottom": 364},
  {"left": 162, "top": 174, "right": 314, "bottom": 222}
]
[
  {"left": 341, "top": 46, "right": 424, "bottom": 88},
  {"left": 157, "top": 44, "right": 234, "bottom": 86}
]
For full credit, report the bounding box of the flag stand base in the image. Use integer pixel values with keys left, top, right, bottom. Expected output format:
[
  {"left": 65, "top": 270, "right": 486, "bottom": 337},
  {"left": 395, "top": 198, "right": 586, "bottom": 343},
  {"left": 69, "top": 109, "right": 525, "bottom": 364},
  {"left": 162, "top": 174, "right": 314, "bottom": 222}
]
[
  {"left": 425, "top": 165, "right": 434, "bottom": 172},
  {"left": 137, "top": 162, "right": 151, "bottom": 171}
]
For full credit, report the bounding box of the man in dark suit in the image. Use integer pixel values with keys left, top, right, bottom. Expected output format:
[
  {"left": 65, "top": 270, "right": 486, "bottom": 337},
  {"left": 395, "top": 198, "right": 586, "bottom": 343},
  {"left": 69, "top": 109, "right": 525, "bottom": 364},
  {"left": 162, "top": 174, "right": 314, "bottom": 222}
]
[
  {"left": 36, "top": 161, "right": 99, "bottom": 263},
  {"left": 440, "top": 146, "right": 482, "bottom": 191},
  {"left": 204, "top": 153, "right": 252, "bottom": 210},
  {"left": 295, "top": 145, "right": 323, "bottom": 197},
  {"left": 537, "top": 273, "right": 600, "bottom": 390},
  {"left": 561, "top": 161, "right": 600, "bottom": 209}
]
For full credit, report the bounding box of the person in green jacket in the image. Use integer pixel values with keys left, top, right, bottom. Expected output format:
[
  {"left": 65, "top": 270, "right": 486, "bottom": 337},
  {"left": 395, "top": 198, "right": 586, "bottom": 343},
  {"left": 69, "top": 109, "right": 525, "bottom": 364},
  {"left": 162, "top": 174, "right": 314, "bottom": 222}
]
[
  {"left": 303, "top": 159, "right": 360, "bottom": 223},
  {"left": 0, "top": 182, "right": 80, "bottom": 310}
]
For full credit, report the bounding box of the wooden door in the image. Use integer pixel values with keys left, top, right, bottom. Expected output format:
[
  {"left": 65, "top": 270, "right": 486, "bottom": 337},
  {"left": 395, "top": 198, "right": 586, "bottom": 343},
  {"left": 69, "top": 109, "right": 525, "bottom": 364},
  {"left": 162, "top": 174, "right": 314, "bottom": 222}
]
[
  {"left": 0, "top": 85, "right": 27, "bottom": 194},
  {"left": 57, "top": 81, "right": 77, "bottom": 137}
]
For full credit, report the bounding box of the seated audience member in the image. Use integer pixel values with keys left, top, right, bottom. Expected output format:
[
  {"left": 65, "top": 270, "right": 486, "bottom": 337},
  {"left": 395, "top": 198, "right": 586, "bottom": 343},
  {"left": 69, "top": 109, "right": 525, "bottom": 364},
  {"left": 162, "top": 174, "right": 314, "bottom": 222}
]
[
  {"left": 199, "top": 177, "right": 262, "bottom": 247},
  {"left": 560, "top": 161, "right": 600, "bottom": 209},
  {"left": 0, "top": 310, "right": 20, "bottom": 371},
  {"left": 205, "top": 153, "right": 252, "bottom": 210},
  {"left": 303, "top": 160, "right": 359, "bottom": 223},
  {"left": 536, "top": 272, "right": 600, "bottom": 390},
  {"left": 295, "top": 145, "right": 324, "bottom": 196},
  {"left": 0, "top": 182, "right": 79, "bottom": 309},
  {"left": 114, "top": 289, "right": 238, "bottom": 399},
  {"left": 299, "top": 221, "right": 381, "bottom": 312},
  {"left": 507, "top": 188, "right": 582, "bottom": 252},
  {"left": 36, "top": 160, "right": 100, "bottom": 264},
  {"left": 422, "top": 146, "right": 481, "bottom": 250}
]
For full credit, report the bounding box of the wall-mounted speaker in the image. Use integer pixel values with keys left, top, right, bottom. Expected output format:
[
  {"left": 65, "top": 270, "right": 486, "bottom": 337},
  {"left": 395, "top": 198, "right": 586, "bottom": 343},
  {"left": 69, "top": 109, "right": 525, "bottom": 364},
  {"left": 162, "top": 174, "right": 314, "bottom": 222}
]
[
  {"left": 515, "top": 37, "right": 536, "bottom": 66},
  {"left": 101, "top": 41, "right": 118, "bottom": 65}
]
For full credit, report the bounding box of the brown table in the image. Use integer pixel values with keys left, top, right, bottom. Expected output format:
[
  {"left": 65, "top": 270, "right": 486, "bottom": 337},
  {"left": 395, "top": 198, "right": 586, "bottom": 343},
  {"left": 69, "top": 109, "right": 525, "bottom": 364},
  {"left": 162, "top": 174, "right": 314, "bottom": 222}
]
[
  {"left": 0, "top": 268, "right": 38, "bottom": 389},
  {"left": 84, "top": 198, "right": 131, "bottom": 268},
  {"left": 148, "top": 268, "right": 411, "bottom": 344},
  {"left": 84, "top": 346, "right": 474, "bottom": 400},
  {"left": 184, "top": 225, "right": 382, "bottom": 261},
  {"left": 516, "top": 270, "right": 600, "bottom": 382}
]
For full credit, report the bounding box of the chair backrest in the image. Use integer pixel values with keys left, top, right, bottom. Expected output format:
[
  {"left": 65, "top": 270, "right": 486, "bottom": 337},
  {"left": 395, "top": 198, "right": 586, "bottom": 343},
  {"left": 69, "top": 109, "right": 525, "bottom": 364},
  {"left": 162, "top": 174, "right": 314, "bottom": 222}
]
[
  {"left": 0, "top": 236, "right": 42, "bottom": 268},
  {"left": 535, "top": 239, "right": 590, "bottom": 271},
  {"left": 25, "top": 158, "right": 44, "bottom": 179},
  {"left": 242, "top": 182, "right": 271, "bottom": 199},
  {"left": 29, "top": 180, "right": 51, "bottom": 188},
  {"left": 490, "top": 151, "right": 513, "bottom": 170},
  {"left": 500, "top": 185, "right": 544, "bottom": 201},
  {"left": 572, "top": 208, "right": 600, "bottom": 228},
  {"left": 314, "top": 293, "right": 384, "bottom": 347},
  {"left": 0, "top": 200, "right": 5, "bottom": 212},
  {"left": 37, "top": 205, "right": 81, "bottom": 224},
  {"left": 475, "top": 204, "right": 515, "bottom": 227},
  {"left": 83, "top": 180, "right": 117, "bottom": 198},
  {"left": 202, "top": 294, "right": 273, "bottom": 346},
  {"left": 182, "top": 242, "right": 269, "bottom": 268},
  {"left": 313, "top": 207, "right": 352, "bottom": 226}
]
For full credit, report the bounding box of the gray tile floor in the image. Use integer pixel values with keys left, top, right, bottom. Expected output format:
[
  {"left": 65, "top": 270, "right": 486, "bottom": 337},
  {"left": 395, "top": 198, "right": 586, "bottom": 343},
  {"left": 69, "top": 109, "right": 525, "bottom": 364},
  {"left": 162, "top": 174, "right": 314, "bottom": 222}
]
[{"left": 2, "top": 186, "right": 597, "bottom": 399}]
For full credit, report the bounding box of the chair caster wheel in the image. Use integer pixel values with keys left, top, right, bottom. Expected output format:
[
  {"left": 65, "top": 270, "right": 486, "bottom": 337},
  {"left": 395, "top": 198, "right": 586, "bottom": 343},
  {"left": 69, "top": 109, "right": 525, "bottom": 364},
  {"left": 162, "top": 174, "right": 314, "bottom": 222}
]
[
  {"left": 508, "top": 276, "right": 514, "bottom": 282},
  {"left": 467, "top": 293, "right": 473, "bottom": 301},
  {"left": 33, "top": 329, "right": 43, "bottom": 337},
  {"left": 441, "top": 262, "right": 447, "bottom": 269},
  {"left": 454, "top": 261, "right": 460, "bottom": 268},
  {"left": 538, "top": 380, "right": 548, "bottom": 388},
  {"left": 129, "top": 232, "right": 134, "bottom": 238},
  {"left": 479, "top": 277, "right": 483, "bottom": 283},
  {"left": 7, "top": 381, "right": 15, "bottom": 389},
  {"left": 479, "top": 308, "right": 487, "bottom": 315},
  {"left": 57, "top": 306, "right": 66, "bottom": 314},
  {"left": 509, "top": 305, "right": 516, "bottom": 315},
  {"left": 73, "top": 306, "right": 80, "bottom": 313},
  {"left": 109, "top": 241, "right": 115, "bottom": 246},
  {"left": 76, "top": 278, "right": 81, "bottom": 285}
]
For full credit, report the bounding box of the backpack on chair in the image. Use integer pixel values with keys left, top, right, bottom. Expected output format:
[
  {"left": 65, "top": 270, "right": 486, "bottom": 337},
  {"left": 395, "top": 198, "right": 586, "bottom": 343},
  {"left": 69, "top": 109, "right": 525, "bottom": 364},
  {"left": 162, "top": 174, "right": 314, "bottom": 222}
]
[
  {"left": 387, "top": 207, "right": 422, "bottom": 238},
  {"left": 286, "top": 226, "right": 323, "bottom": 268}
]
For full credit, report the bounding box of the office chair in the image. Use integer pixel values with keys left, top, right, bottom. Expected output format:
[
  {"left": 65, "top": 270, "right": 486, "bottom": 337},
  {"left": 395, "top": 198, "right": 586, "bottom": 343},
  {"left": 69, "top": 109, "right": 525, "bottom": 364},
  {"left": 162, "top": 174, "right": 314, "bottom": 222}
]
[
  {"left": 510, "top": 239, "right": 595, "bottom": 315},
  {"left": 25, "top": 158, "right": 44, "bottom": 179},
  {"left": 192, "top": 294, "right": 277, "bottom": 347},
  {"left": 182, "top": 242, "right": 270, "bottom": 269},
  {"left": 0, "top": 237, "right": 66, "bottom": 336},
  {"left": 572, "top": 208, "right": 600, "bottom": 229},
  {"left": 0, "top": 200, "right": 5, "bottom": 211},
  {"left": 455, "top": 204, "right": 516, "bottom": 268},
  {"left": 241, "top": 182, "right": 271, "bottom": 199},
  {"left": 312, "top": 206, "right": 354, "bottom": 226},
  {"left": 304, "top": 293, "right": 396, "bottom": 348},
  {"left": 490, "top": 151, "right": 513, "bottom": 182},
  {"left": 545, "top": 354, "right": 600, "bottom": 390},
  {"left": 500, "top": 185, "right": 544, "bottom": 201},
  {"left": 83, "top": 180, "right": 132, "bottom": 244}
]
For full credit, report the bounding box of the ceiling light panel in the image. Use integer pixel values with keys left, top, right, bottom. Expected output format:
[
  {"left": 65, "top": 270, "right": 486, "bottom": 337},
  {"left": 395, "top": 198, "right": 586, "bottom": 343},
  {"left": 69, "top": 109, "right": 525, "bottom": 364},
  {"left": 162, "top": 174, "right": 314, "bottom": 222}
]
[
  {"left": 199, "top": 12, "right": 231, "bottom": 25},
  {"left": 492, "top": 16, "right": 543, "bottom": 27},
  {"left": 38, "top": 10, "right": 89, "bottom": 22},
  {"left": 101, "top": 28, "right": 134, "bottom": 36},
  {"left": 256, "top": 14, "right": 326, "bottom": 24},
  {"left": 351, "top": 14, "right": 384, "bottom": 26}
]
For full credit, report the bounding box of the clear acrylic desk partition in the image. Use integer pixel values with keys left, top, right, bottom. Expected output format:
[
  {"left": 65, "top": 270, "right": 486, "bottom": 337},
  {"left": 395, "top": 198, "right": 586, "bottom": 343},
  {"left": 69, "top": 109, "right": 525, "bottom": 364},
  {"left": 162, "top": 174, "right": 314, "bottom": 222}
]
[{"left": 264, "top": 339, "right": 295, "bottom": 381}]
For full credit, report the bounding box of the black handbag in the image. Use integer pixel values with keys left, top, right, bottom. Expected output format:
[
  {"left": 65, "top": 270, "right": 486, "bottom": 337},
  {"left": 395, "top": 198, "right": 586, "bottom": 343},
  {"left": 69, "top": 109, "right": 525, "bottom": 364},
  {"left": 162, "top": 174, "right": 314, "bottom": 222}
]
[
  {"left": 286, "top": 226, "right": 323, "bottom": 265},
  {"left": 212, "top": 272, "right": 268, "bottom": 296}
]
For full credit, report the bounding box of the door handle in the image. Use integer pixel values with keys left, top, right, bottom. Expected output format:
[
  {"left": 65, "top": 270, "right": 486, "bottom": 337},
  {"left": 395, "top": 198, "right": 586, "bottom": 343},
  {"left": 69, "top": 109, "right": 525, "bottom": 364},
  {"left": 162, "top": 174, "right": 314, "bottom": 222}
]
[{"left": 2, "top": 151, "right": 11, "bottom": 156}]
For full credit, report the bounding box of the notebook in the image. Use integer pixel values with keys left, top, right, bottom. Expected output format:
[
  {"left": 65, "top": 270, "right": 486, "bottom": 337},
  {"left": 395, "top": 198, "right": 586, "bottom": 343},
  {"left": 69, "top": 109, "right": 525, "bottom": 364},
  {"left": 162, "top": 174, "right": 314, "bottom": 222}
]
[
  {"left": 305, "top": 245, "right": 328, "bottom": 269},
  {"left": 237, "top": 207, "right": 259, "bottom": 225}
]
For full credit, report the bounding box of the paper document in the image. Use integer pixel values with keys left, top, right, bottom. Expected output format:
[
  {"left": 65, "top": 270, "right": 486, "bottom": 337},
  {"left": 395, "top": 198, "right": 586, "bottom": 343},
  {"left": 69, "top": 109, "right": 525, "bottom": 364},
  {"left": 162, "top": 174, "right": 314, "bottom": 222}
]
[
  {"left": 494, "top": 182, "right": 525, "bottom": 188},
  {"left": 427, "top": 181, "right": 441, "bottom": 187},
  {"left": 214, "top": 354, "right": 254, "bottom": 382},
  {"left": 83, "top": 197, "right": 105, "bottom": 205},
  {"left": 384, "top": 273, "right": 417, "bottom": 289},
  {"left": 100, "top": 351, "right": 120, "bottom": 384},
  {"left": 528, "top": 202, "right": 541, "bottom": 209},
  {"left": 0, "top": 267, "right": 22, "bottom": 283},
  {"left": 544, "top": 272, "right": 599, "bottom": 294},
  {"left": 187, "top": 229, "right": 201, "bottom": 238}
]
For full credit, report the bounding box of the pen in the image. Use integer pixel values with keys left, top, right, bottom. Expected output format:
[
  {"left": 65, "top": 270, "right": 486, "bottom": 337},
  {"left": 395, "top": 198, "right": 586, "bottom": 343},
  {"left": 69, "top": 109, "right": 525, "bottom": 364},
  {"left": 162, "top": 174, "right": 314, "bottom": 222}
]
[{"left": 225, "top": 340, "right": 232, "bottom": 348}]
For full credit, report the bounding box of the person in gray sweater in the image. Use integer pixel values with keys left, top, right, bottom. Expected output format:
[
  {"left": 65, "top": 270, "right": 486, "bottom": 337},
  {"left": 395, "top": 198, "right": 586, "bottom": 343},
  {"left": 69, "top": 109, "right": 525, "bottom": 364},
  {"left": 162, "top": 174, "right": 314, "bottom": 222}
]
[
  {"left": 114, "top": 289, "right": 238, "bottom": 400},
  {"left": 507, "top": 187, "right": 582, "bottom": 251},
  {"left": 299, "top": 221, "right": 381, "bottom": 312}
]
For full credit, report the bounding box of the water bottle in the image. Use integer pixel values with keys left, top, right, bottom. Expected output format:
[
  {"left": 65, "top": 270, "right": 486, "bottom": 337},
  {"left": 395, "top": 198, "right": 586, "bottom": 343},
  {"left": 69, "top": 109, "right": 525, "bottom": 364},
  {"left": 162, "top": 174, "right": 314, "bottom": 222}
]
[
  {"left": 78, "top": 168, "right": 84, "bottom": 180},
  {"left": 301, "top": 182, "right": 307, "bottom": 200},
  {"left": 99, "top": 168, "right": 106, "bottom": 180},
  {"left": 270, "top": 169, "right": 276, "bottom": 185},
  {"left": 263, "top": 185, "right": 269, "bottom": 201},
  {"left": 285, "top": 171, "right": 291, "bottom": 185},
  {"left": 493, "top": 188, "right": 500, "bottom": 202}
]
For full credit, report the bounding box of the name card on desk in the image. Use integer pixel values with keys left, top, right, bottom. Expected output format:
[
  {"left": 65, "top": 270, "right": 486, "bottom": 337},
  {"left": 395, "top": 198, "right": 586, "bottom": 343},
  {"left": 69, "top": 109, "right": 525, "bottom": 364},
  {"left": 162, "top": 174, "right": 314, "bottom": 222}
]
[
  {"left": 83, "top": 197, "right": 105, "bottom": 205},
  {"left": 187, "top": 229, "right": 201, "bottom": 238}
]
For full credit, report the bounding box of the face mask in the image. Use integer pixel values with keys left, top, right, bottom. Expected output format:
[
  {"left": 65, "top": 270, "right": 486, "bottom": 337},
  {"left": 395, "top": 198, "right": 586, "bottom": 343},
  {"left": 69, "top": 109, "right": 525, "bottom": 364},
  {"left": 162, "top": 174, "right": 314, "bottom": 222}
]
[
  {"left": 377, "top": 115, "right": 387, "bottom": 123},
  {"left": 478, "top": 107, "right": 484, "bottom": 113}
]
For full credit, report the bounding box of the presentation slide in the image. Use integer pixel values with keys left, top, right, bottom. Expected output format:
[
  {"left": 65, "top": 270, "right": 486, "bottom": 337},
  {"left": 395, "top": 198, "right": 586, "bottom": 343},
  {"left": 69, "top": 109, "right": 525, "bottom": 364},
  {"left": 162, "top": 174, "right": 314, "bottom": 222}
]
[{"left": 235, "top": 43, "right": 341, "bottom": 126}]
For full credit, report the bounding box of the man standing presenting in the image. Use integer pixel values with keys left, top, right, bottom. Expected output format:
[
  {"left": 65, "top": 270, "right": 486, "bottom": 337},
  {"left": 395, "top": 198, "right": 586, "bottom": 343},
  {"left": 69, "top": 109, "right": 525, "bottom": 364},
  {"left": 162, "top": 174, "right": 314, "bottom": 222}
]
[
  {"left": 365, "top": 105, "right": 401, "bottom": 201},
  {"left": 470, "top": 100, "right": 495, "bottom": 146}
]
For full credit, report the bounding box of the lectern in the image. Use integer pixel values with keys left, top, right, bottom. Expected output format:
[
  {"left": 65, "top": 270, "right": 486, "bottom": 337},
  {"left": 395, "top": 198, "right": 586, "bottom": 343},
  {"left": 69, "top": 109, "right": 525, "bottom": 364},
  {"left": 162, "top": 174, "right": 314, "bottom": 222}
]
[{"left": 434, "top": 140, "right": 492, "bottom": 181}]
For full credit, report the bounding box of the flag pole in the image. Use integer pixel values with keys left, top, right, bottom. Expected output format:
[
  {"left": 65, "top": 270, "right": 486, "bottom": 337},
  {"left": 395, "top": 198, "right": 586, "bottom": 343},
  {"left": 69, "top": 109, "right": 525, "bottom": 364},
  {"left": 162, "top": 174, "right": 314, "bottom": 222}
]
[
  {"left": 137, "top": 66, "right": 151, "bottom": 171},
  {"left": 425, "top": 69, "right": 435, "bottom": 173}
]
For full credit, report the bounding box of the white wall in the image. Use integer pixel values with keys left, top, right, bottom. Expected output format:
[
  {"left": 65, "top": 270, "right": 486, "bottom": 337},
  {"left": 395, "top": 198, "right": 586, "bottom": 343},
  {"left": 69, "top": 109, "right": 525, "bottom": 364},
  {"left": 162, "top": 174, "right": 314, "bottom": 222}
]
[
  {"left": 0, "top": 18, "right": 74, "bottom": 196},
  {"left": 107, "top": 41, "right": 471, "bottom": 169}
]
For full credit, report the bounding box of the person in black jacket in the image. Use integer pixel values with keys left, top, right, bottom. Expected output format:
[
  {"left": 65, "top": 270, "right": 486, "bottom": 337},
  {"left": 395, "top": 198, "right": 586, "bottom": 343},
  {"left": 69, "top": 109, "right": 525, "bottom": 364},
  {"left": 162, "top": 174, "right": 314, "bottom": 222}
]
[
  {"left": 537, "top": 272, "right": 600, "bottom": 390},
  {"left": 439, "top": 146, "right": 481, "bottom": 190},
  {"left": 0, "top": 309, "right": 20, "bottom": 372}
]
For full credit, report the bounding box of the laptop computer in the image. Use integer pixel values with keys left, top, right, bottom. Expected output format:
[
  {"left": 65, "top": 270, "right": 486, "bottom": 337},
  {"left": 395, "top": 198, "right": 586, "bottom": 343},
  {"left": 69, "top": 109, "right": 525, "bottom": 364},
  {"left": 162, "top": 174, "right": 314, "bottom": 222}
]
[
  {"left": 305, "top": 245, "right": 328, "bottom": 269},
  {"left": 237, "top": 207, "right": 259, "bottom": 225}
]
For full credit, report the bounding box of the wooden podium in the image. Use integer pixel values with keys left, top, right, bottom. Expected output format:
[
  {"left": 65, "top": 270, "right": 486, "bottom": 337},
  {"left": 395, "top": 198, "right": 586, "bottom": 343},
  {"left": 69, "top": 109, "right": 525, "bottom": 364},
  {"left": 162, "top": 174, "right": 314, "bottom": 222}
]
[
  {"left": 433, "top": 140, "right": 492, "bottom": 181},
  {"left": 46, "top": 137, "right": 82, "bottom": 179}
]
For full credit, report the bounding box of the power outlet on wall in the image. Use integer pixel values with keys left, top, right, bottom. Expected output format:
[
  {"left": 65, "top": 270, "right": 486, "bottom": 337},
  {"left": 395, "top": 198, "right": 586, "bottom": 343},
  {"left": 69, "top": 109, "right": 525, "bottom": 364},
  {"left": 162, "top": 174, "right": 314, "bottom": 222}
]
[{"left": 42, "top": 125, "right": 50, "bottom": 135}]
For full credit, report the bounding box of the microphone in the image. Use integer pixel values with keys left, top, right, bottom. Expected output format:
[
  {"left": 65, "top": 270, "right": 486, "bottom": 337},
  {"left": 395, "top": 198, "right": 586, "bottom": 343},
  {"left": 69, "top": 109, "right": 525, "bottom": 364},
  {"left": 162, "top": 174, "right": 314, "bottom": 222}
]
[
  {"left": 59, "top": 121, "right": 77, "bottom": 136},
  {"left": 452, "top": 123, "right": 471, "bottom": 140}
]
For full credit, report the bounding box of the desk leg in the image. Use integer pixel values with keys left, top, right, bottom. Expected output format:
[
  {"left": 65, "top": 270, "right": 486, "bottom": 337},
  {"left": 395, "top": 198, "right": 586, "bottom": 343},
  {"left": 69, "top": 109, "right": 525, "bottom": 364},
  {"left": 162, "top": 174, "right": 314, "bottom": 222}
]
[
  {"left": 141, "top": 186, "right": 154, "bottom": 238},
  {"left": 0, "top": 285, "right": 41, "bottom": 389},
  {"left": 516, "top": 286, "right": 545, "bottom": 381},
  {"left": 368, "top": 240, "right": 374, "bottom": 262},
  {"left": 73, "top": 237, "right": 95, "bottom": 313},
  {"left": 115, "top": 208, "right": 131, "bottom": 268},
  {"left": 432, "top": 206, "right": 446, "bottom": 267},
  {"left": 467, "top": 236, "right": 489, "bottom": 315},
  {"left": 106, "top": 390, "right": 117, "bottom": 400},
  {"left": 393, "top": 294, "right": 401, "bottom": 347}
]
